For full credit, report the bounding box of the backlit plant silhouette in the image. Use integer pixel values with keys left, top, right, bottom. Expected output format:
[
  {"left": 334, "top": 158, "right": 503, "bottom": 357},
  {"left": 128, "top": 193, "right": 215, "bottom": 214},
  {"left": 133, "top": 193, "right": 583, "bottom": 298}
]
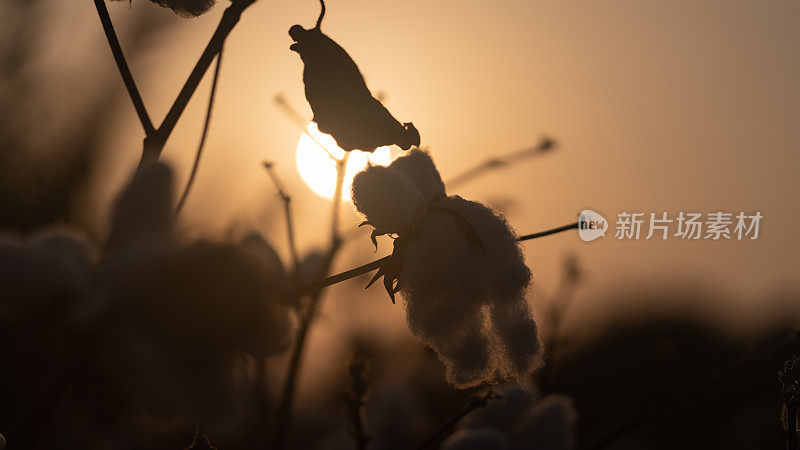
[{"left": 0, "top": 1, "right": 797, "bottom": 449}]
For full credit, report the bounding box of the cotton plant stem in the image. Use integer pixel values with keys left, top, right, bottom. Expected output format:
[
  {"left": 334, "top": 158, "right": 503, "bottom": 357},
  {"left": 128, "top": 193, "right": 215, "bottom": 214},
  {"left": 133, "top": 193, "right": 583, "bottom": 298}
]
[
  {"left": 344, "top": 357, "right": 370, "bottom": 450},
  {"left": 10, "top": 356, "right": 77, "bottom": 450},
  {"left": 538, "top": 255, "right": 581, "bottom": 394},
  {"left": 174, "top": 45, "right": 225, "bottom": 216},
  {"left": 262, "top": 162, "right": 300, "bottom": 270},
  {"left": 95, "top": 0, "right": 254, "bottom": 164},
  {"left": 415, "top": 390, "right": 501, "bottom": 450},
  {"left": 587, "top": 329, "right": 800, "bottom": 450},
  {"left": 273, "top": 93, "right": 339, "bottom": 160},
  {"left": 788, "top": 406, "right": 799, "bottom": 450},
  {"left": 330, "top": 156, "right": 349, "bottom": 242},
  {"left": 273, "top": 154, "right": 350, "bottom": 449},
  {"left": 141, "top": 0, "right": 256, "bottom": 163},
  {"left": 446, "top": 137, "right": 556, "bottom": 188},
  {"left": 285, "top": 222, "right": 579, "bottom": 299},
  {"left": 93, "top": 0, "right": 155, "bottom": 136}
]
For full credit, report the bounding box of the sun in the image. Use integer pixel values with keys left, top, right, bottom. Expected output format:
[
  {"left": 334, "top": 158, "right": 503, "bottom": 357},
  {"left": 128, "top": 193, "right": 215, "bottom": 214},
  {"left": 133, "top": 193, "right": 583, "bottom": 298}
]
[{"left": 295, "top": 123, "right": 392, "bottom": 200}]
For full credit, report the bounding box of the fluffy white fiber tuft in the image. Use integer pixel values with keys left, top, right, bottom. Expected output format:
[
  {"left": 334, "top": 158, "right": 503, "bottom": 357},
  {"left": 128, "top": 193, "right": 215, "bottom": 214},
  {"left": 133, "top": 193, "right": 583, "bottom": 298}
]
[{"left": 351, "top": 150, "right": 539, "bottom": 387}]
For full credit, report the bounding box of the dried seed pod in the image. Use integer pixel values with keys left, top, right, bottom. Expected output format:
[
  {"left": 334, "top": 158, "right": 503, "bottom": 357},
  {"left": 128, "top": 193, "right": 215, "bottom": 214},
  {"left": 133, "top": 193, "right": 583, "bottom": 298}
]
[
  {"left": 289, "top": 0, "right": 420, "bottom": 152},
  {"left": 351, "top": 149, "right": 539, "bottom": 387}
]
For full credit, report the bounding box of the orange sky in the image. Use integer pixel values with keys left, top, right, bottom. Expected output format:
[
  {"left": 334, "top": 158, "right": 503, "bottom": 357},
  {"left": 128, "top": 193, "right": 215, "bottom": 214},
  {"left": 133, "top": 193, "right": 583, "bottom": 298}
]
[
  {"left": 14, "top": 0, "right": 790, "bottom": 406},
  {"left": 59, "top": 0, "right": 798, "bottom": 323}
]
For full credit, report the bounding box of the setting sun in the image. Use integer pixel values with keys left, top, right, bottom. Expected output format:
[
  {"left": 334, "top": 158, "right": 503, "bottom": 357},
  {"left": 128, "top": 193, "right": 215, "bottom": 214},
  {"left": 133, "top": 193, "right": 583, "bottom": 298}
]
[{"left": 295, "top": 122, "right": 392, "bottom": 199}]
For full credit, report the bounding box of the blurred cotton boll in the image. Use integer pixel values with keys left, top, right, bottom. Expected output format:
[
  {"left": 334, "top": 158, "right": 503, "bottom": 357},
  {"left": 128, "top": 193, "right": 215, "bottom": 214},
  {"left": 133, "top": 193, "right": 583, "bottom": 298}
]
[
  {"left": 77, "top": 161, "right": 291, "bottom": 431},
  {"left": 442, "top": 428, "right": 511, "bottom": 450},
  {"left": 87, "top": 245, "right": 291, "bottom": 428},
  {"left": 364, "top": 381, "right": 428, "bottom": 450},
  {"left": 0, "top": 228, "right": 95, "bottom": 325},
  {"left": 351, "top": 150, "right": 539, "bottom": 388},
  {"left": 0, "top": 228, "right": 96, "bottom": 449},
  {"left": 238, "top": 231, "right": 288, "bottom": 294},
  {"left": 457, "top": 384, "right": 577, "bottom": 450},
  {"left": 111, "top": 0, "right": 216, "bottom": 18}
]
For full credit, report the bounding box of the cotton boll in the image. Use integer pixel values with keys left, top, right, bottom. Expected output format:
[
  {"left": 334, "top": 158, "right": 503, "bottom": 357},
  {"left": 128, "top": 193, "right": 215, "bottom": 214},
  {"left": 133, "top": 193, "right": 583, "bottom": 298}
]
[
  {"left": 29, "top": 228, "right": 96, "bottom": 272},
  {"left": 293, "top": 248, "right": 326, "bottom": 284},
  {"left": 513, "top": 395, "right": 577, "bottom": 450},
  {"left": 388, "top": 149, "right": 445, "bottom": 202},
  {"left": 0, "top": 230, "right": 94, "bottom": 324},
  {"left": 456, "top": 385, "right": 576, "bottom": 450},
  {"left": 88, "top": 240, "right": 291, "bottom": 426},
  {"left": 365, "top": 381, "right": 428, "bottom": 450},
  {"left": 350, "top": 151, "right": 539, "bottom": 387},
  {"left": 442, "top": 428, "right": 510, "bottom": 450},
  {"left": 461, "top": 385, "right": 540, "bottom": 433},
  {"left": 239, "top": 231, "right": 288, "bottom": 294},
  {"left": 397, "top": 197, "right": 535, "bottom": 386},
  {"left": 399, "top": 213, "right": 493, "bottom": 387},
  {"left": 107, "top": 162, "right": 173, "bottom": 252},
  {"left": 153, "top": 0, "right": 215, "bottom": 17},
  {"left": 438, "top": 196, "right": 537, "bottom": 379},
  {"left": 111, "top": 0, "right": 216, "bottom": 17},
  {"left": 351, "top": 165, "right": 423, "bottom": 235}
]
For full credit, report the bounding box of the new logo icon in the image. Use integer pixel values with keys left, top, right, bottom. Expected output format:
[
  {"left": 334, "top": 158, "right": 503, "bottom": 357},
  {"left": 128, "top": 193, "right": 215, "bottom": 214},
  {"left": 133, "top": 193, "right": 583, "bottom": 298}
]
[{"left": 578, "top": 209, "right": 608, "bottom": 242}]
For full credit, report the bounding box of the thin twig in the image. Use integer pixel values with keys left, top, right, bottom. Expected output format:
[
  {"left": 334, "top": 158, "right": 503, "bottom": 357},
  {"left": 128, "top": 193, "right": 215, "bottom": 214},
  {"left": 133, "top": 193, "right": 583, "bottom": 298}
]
[
  {"left": 262, "top": 161, "right": 300, "bottom": 270},
  {"left": 517, "top": 222, "right": 577, "bottom": 241},
  {"left": 344, "top": 356, "right": 371, "bottom": 450},
  {"left": 284, "top": 222, "right": 578, "bottom": 299},
  {"left": 10, "top": 357, "right": 77, "bottom": 450},
  {"left": 174, "top": 45, "right": 225, "bottom": 216},
  {"left": 539, "top": 254, "right": 582, "bottom": 394},
  {"left": 446, "top": 137, "right": 556, "bottom": 188},
  {"left": 274, "top": 154, "right": 350, "bottom": 449},
  {"left": 330, "top": 156, "right": 349, "bottom": 241},
  {"left": 416, "top": 390, "right": 501, "bottom": 450},
  {"left": 273, "top": 93, "right": 338, "bottom": 160},
  {"left": 586, "top": 329, "right": 800, "bottom": 450},
  {"left": 250, "top": 358, "right": 271, "bottom": 449},
  {"left": 93, "top": 0, "right": 155, "bottom": 136},
  {"left": 141, "top": 0, "right": 256, "bottom": 163},
  {"left": 314, "top": 0, "right": 326, "bottom": 30}
]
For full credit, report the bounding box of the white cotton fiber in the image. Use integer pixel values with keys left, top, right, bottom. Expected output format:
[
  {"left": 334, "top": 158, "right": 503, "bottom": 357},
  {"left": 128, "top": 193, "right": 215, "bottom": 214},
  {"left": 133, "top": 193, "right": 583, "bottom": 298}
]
[{"left": 351, "top": 150, "right": 539, "bottom": 387}]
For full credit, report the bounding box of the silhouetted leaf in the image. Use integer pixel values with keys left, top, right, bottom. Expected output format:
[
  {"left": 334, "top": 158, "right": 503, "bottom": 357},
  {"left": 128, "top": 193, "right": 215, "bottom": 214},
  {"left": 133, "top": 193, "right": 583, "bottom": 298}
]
[{"left": 288, "top": 1, "right": 419, "bottom": 152}]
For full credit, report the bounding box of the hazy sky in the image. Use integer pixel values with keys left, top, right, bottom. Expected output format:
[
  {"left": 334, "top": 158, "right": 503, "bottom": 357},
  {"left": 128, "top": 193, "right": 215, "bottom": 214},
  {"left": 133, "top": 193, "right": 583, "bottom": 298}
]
[{"left": 64, "top": 0, "right": 799, "bottom": 321}]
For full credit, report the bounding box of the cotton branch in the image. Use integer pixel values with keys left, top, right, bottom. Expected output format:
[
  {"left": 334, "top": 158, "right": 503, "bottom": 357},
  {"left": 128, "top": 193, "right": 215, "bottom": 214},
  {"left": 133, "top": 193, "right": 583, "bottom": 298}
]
[
  {"left": 262, "top": 161, "right": 299, "bottom": 270},
  {"left": 274, "top": 93, "right": 339, "bottom": 160},
  {"left": 273, "top": 154, "right": 351, "bottom": 449},
  {"left": 141, "top": 0, "right": 256, "bottom": 163},
  {"left": 344, "top": 356, "right": 371, "bottom": 450},
  {"left": 174, "top": 45, "right": 225, "bottom": 216},
  {"left": 95, "top": 0, "right": 255, "bottom": 164},
  {"left": 415, "top": 390, "right": 501, "bottom": 450},
  {"left": 446, "top": 137, "right": 556, "bottom": 188},
  {"left": 538, "top": 253, "right": 582, "bottom": 393},
  {"left": 284, "top": 222, "right": 579, "bottom": 299},
  {"left": 93, "top": 0, "right": 155, "bottom": 136}
]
